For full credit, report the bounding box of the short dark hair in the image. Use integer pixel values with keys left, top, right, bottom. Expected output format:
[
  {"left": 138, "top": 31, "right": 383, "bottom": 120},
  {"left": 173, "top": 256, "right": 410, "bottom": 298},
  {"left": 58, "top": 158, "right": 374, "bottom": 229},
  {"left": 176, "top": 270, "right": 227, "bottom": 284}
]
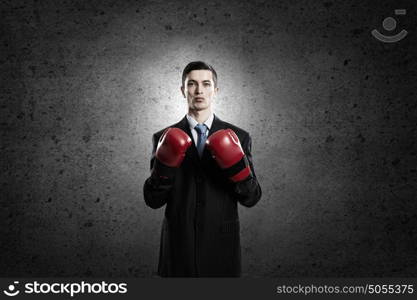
[{"left": 181, "top": 61, "right": 218, "bottom": 87}]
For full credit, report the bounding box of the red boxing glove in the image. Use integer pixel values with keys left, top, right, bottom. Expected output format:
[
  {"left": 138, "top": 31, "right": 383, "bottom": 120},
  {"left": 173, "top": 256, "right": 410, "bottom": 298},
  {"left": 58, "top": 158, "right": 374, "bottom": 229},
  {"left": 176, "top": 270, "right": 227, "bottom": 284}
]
[
  {"left": 156, "top": 128, "right": 192, "bottom": 167},
  {"left": 205, "top": 129, "right": 251, "bottom": 182}
]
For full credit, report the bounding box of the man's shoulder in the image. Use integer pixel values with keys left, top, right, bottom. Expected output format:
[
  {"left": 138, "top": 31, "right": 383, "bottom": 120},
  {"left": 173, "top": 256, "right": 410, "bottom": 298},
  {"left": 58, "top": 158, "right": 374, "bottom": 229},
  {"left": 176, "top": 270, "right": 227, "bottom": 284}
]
[{"left": 218, "top": 119, "right": 251, "bottom": 140}]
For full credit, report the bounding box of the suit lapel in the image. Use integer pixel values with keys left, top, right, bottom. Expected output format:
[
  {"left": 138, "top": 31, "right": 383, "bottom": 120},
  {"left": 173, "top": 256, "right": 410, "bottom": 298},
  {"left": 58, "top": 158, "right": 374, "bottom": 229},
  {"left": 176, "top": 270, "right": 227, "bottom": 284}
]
[{"left": 207, "top": 114, "right": 224, "bottom": 137}]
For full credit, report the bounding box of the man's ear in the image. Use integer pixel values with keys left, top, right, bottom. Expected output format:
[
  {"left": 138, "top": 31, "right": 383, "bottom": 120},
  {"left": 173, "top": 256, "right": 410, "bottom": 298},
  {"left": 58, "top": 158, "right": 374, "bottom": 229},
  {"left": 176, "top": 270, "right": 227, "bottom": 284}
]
[{"left": 180, "top": 86, "right": 186, "bottom": 98}]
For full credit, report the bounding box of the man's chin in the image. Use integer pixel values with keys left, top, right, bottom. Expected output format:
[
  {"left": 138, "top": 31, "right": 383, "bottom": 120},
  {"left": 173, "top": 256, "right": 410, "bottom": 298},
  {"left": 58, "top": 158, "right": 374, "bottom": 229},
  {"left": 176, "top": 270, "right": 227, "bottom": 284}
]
[{"left": 192, "top": 104, "right": 208, "bottom": 111}]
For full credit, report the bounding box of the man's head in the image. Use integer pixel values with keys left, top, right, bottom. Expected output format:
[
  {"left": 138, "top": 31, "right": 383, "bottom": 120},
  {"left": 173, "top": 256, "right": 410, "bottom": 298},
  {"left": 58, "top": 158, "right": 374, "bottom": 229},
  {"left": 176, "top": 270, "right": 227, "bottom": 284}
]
[{"left": 181, "top": 61, "right": 219, "bottom": 113}]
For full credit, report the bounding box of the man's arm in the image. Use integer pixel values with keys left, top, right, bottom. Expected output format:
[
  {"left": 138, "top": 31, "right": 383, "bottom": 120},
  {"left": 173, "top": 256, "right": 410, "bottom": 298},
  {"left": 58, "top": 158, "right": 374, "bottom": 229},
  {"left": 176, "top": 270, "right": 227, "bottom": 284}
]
[
  {"left": 143, "top": 133, "right": 174, "bottom": 209},
  {"left": 232, "top": 134, "right": 262, "bottom": 207}
]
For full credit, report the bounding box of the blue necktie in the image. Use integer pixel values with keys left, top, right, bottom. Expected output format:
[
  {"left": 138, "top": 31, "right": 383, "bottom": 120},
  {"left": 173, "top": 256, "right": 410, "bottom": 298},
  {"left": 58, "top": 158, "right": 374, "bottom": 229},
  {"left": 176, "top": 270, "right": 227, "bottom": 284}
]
[{"left": 195, "top": 124, "right": 208, "bottom": 157}]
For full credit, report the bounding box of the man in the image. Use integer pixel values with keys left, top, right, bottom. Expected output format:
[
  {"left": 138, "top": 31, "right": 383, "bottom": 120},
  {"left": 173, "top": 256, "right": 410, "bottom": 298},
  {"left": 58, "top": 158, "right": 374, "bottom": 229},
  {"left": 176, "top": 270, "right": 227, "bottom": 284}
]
[{"left": 143, "top": 61, "right": 262, "bottom": 277}]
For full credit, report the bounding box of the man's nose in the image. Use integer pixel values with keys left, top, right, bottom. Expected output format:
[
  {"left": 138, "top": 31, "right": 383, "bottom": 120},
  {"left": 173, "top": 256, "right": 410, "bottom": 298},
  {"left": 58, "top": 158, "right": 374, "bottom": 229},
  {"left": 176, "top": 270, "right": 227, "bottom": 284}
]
[{"left": 195, "top": 85, "right": 203, "bottom": 94}]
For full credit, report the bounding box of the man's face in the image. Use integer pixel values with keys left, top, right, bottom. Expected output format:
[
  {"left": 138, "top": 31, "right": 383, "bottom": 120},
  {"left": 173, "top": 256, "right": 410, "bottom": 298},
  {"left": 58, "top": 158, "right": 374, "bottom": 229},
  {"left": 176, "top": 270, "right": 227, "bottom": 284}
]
[{"left": 181, "top": 70, "right": 218, "bottom": 112}]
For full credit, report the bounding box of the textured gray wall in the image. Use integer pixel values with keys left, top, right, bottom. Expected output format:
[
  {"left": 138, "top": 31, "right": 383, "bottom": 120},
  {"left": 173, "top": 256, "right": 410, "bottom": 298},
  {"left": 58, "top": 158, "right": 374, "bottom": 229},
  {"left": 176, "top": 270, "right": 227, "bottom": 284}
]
[{"left": 1, "top": 0, "right": 416, "bottom": 277}]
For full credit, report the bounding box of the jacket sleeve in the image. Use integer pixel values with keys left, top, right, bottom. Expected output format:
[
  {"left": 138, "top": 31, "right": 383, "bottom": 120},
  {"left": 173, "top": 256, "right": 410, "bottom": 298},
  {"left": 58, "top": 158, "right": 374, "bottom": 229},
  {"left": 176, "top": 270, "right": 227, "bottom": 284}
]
[
  {"left": 232, "top": 134, "right": 262, "bottom": 207},
  {"left": 143, "top": 133, "right": 174, "bottom": 209}
]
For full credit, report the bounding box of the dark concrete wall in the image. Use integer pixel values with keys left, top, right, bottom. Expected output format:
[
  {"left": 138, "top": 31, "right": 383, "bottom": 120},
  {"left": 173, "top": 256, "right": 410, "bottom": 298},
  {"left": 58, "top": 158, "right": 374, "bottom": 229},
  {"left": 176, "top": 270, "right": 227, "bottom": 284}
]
[{"left": 1, "top": 0, "right": 416, "bottom": 277}]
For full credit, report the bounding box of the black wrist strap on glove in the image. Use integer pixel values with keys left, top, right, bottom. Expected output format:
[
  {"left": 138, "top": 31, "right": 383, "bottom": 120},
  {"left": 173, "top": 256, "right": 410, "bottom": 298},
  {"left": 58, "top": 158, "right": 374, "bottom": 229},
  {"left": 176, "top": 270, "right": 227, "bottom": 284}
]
[{"left": 222, "top": 155, "right": 250, "bottom": 179}]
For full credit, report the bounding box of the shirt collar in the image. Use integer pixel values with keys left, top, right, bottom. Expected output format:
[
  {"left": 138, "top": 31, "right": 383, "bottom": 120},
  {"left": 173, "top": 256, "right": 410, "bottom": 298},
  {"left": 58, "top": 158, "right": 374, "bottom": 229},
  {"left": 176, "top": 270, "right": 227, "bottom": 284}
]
[{"left": 186, "top": 112, "right": 214, "bottom": 130}]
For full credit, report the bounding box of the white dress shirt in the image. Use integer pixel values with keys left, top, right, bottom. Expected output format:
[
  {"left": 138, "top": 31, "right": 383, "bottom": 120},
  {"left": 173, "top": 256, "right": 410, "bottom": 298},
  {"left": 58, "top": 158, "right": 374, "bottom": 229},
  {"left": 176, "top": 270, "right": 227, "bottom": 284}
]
[{"left": 186, "top": 113, "right": 214, "bottom": 147}]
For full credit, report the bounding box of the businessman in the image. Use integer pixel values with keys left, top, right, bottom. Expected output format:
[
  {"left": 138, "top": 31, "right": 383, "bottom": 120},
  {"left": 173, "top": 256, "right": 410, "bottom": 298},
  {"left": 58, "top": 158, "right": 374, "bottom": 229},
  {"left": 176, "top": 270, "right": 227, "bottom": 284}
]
[{"left": 143, "top": 61, "right": 262, "bottom": 277}]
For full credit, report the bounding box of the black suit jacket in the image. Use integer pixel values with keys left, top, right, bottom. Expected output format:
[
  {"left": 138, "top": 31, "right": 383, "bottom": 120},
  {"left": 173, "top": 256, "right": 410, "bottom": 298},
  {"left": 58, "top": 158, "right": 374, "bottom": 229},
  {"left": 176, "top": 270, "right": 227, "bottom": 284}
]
[{"left": 143, "top": 114, "right": 262, "bottom": 277}]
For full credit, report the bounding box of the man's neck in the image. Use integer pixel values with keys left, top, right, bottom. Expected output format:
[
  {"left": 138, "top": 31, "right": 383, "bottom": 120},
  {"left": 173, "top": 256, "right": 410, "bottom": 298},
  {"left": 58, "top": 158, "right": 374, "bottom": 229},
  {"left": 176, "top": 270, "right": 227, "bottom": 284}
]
[{"left": 188, "top": 109, "right": 212, "bottom": 124}]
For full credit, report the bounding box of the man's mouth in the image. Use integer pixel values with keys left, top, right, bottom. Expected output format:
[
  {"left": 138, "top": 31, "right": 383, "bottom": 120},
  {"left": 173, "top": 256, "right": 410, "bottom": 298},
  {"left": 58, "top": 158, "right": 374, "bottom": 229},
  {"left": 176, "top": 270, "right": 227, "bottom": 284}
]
[{"left": 195, "top": 97, "right": 204, "bottom": 101}]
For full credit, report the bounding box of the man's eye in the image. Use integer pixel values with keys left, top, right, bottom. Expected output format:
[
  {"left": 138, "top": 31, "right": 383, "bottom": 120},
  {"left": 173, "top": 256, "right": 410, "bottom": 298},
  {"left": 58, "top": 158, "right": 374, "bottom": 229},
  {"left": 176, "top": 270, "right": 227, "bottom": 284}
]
[
  {"left": 204, "top": 83, "right": 211, "bottom": 86},
  {"left": 187, "top": 82, "right": 195, "bottom": 86}
]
